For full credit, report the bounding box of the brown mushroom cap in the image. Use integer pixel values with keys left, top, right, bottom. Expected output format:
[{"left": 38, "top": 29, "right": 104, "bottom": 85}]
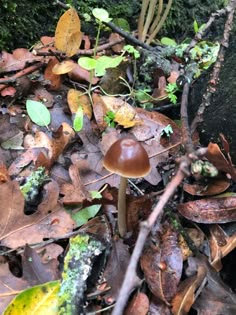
[{"left": 103, "top": 138, "right": 151, "bottom": 178}]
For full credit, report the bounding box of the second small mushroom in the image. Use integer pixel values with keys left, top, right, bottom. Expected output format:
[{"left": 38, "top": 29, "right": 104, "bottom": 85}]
[{"left": 103, "top": 137, "right": 151, "bottom": 237}]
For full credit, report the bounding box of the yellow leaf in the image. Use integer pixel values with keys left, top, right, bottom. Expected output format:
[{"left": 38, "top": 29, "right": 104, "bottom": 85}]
[
  {"left": 55, "top": 8, "right": 82, "bottom": 57},
  {"left": 52, "top": 60, "right": 76, "bottom": 74},
  {"left": 100, "top": 96, "right": 141, "bottom": 128},
  {"left": 67, "top": 89, "right": 92, "bottom": 119},
  {"left": 3, "top": 281, "right": 60, "bottom": 315}
]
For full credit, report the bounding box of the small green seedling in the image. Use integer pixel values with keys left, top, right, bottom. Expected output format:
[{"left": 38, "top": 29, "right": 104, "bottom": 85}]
[
  {"left": 104, "top": 111, "right": 116, "bottom": 127},
  {"left": 123, "top": 45, "right": 140, "bottom": 59},
  {"left": 73, "top": 106, "right": 84, "bottom": 132},
  {"left": 161, "top": 124, "right": 173, "bottom": 137},
  {"left": 78, "top": 9, "right": 123, "bottom": 77},
  {"left": 165, "top": 83, "right": 179, "bottom": 105}
]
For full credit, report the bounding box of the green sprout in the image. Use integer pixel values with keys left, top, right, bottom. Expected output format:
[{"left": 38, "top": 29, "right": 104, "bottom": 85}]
[{"left": 104, "top": 111, "right": 116, "bottom": 127}]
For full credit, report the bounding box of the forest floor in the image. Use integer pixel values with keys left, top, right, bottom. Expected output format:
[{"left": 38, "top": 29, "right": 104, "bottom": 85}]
[{"left": 0, "top": 4, "right": 236, "bottom": 315}]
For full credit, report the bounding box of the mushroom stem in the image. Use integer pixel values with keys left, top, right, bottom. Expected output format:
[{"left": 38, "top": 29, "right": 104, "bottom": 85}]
[{"left": 118, "top": 176, "right": 128, "bottom": 237}]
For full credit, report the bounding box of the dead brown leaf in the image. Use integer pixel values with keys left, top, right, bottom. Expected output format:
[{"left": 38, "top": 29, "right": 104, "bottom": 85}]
[
  {"left": 177, "top": 197, "right": 236, "bottom": 223},
  {"left": 206, "top": 142, "right": 236, "bottom": 181},
  {"left": 22, "top": 244, "right": 59, "bottom": 286},
  {"left": 0, "top": 180, "right": 75, "bottom": 248},
  {"left": 0, "top": 263, "right": 29, "bottom": 313},
  {"left": 0, "top": 48, "right": 41, "bottom": 73},
  {"left": 171, "top": 264, "right": 206, "bottom": 315},
  {"left": 124, "top": 292, "right": 149, "bottom": 315},
  {"left": 183, "top": 176, "right": 230, "bottom": 196},
  {"left": 103, "top": 239, "right": 131, "bottom": 304},
  {"left": 44, "top": 57, "right": 62, "bottom": 90},
  {"left": 61, "top": 164, "right": 91, "bottom": 205},
  {"left": 141, "top": 225, "right": 183, "bottom": 304}
]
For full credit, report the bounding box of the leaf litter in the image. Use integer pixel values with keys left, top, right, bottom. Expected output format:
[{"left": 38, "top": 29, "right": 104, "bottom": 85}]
[{"left": 0, "top": 5, "right": 236, "bottom": 315}]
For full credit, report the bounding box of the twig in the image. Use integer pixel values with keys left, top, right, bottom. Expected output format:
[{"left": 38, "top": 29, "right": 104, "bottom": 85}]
[
  {"left": 34, "top": 39, "right": 125, "bottom": 57},
  {"left": 191, "top": 0, "right": 236, "bottom": 133},
  {"left": 184, "top": 6, "right": 228, "bottom": 54},
  {"left": 102, "top": 21, "right": 155, "bottom": 51},
  {"left": 54, "top": 0, "right": 70, "bottom": 9},
  {"left": 0, "top": 63, "right": 44, "bottom": 84}
]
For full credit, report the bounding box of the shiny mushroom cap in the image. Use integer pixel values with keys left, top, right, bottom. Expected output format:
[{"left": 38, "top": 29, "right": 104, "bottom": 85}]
[{"left": 103, "top": 138, "right": 151, "bottom": 178}]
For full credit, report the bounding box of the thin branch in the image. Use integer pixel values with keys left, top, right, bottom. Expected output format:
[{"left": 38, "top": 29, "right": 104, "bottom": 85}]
[
  {"left": 0, "top": 63, "right": 44, "bottom": 84},
  {"left": 102, "top": 21, "right": 155, "bottom": 51},
  {"left": 34, "top": 38, "right": 125, "bottom": 57}
]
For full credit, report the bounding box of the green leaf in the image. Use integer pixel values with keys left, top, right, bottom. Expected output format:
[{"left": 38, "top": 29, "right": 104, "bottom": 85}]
[
  {"left": 160, "top": 37, "right": 177, "bottom": 46},
  {"left": 78, "top": 57, "right": 97, "bottom": 71},
  {"left": 95, "top": 55, "right": 123, "bottom": 76},
  {"left": 92, "top": 8, "right": 112, "bottom": 22},
  {"left": 72, "top": 205, "right": 102, "bottom": 227},
  {"left": 113, "top": 18, "right": 130, "bottom": 32},
  {"left": 161, "top": 124, "right": 173, "bottom": 137},
  {"left": 73, "top": 107, "right": 83, "bottom": 131},
  {"left": 3, "top": 281, "right": 60, "bottom": 315},
  {"left": 124, "top": 45, "right": 140, "bottom": 59},
  {"left": 193, "top": 20, "right": 199, "bottom": 33},
  {"left": 26, "top": 100, "right": 51, "bottom": 127},
  {"left": 89, "top": 191, "right": 102, "bottom": 199}
]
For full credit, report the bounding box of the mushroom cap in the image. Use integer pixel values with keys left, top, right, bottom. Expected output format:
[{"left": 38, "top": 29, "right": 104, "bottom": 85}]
[{"left": 103, "top": 138, "right": 151, "bottom": 178}]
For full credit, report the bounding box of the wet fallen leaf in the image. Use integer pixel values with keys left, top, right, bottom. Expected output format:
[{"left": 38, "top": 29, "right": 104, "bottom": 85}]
[
  {"left": 177, "top": 197, "right": 236, "bottom": 223},
  {"left": 183, "top": 176, "right": 230, "bottom": 196},
  {"left": 22, "top": 245, "right": 59, "bottom": 286},
  {"left": 68, "top": 63, "right": 99, "bottom": 84},
  {"left": 171, "top": 264, "right": 206, "bottom": 315},
  {"left": 209, "top": 225, "right": 236, "bottom": 271},
  {"left": 206, "top": 142, "right": 236, "bottom": 181},
  {"left": 190, "top": 255, "right": 236, "bottom": 315},
  {"left": 124, "top": 292, "right": 149, "bottom": 315},
  {"left": 103, "top": 239, "right": 131, "bottom": 304},
  {"left": 1, "top": 86, "right": 16, "bottom": 97},
  {"left": 141, "top": 225, "right": 183, "bottom": 304}
]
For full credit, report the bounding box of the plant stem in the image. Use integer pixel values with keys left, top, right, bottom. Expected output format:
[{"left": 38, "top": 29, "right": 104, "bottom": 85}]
[
  {"left": 149, "top": 0, "right": 163, "bottom": 34},
  {"left": 142, "top": 0, "right": 157, "bottom": 42},
  {"left": 146, "top": 0, "right": 173, "bottom": 44},
  {"left": 138, "top": 0, "right": 150, "bottom": 40},
  {"left": 118, "top": 176, "right": 128, "bottom": 237}
]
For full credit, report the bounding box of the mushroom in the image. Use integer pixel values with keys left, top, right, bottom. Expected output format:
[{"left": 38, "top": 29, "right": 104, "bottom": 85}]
[{"left": 103, "top": 138, "right": 151, "bottom": 237}]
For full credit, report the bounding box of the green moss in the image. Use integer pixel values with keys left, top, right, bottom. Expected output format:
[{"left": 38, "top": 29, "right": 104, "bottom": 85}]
[
  {"left": 0, "top": 0, "right": 61, "bottom": 51},
  {"left": 58, "top": 234, "right": 105, "bottom": 315},
  {"left": 162, "top": 0, "right": 226, "bottom": 40}
]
